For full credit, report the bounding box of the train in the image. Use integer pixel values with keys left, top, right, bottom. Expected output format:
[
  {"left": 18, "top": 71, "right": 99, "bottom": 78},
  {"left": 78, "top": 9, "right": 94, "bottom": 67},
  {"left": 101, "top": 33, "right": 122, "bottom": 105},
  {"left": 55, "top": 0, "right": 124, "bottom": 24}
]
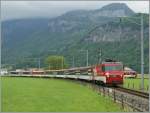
[
  {"left": 92, "top": 60, "right": 124, "bottom": 85},
  {"left": 9, "top": 59, "right": 124, "bottom": 85},
  {"left": 123, "top": 67, "right": 137, "bottom": 78}
]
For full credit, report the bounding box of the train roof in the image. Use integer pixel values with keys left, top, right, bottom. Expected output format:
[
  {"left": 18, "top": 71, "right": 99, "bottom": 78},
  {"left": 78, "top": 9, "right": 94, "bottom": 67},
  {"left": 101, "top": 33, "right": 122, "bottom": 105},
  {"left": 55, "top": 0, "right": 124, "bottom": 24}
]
[
  {"left": 102, "top": 59, "right": 122, "bottom": 64},
  {"left": 102, "top": 61, "right": 122, "bottom": 64},
  {"left": 46, "top": 66, "right": 93, "bottom": 72}
]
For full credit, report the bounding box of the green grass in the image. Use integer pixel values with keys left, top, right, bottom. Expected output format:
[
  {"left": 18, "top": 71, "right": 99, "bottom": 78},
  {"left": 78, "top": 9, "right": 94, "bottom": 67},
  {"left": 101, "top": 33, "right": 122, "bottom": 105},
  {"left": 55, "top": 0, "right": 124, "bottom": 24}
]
[
  {"left": 137, "top": 74, "right": 149, "bottom": 78},
  {"left": 1, "top": 77, "right": 123, "bottom": 112},
  {"left": 124, "top": 78, "right": 149, "bottom": 91}
]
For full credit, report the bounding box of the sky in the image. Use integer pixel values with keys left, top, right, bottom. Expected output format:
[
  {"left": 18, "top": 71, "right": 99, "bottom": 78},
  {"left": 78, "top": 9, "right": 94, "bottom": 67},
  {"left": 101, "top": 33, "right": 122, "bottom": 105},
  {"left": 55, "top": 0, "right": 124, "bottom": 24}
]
[{"left": 1, "top": 1, "right": 149, "bottom": 20}]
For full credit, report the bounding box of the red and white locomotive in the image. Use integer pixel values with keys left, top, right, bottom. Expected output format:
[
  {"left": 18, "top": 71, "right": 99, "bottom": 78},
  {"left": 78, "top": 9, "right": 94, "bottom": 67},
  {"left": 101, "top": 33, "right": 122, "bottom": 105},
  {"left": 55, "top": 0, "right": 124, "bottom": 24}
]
[{"left": 93, "top": 60, "right": 124, "bottom": 85}]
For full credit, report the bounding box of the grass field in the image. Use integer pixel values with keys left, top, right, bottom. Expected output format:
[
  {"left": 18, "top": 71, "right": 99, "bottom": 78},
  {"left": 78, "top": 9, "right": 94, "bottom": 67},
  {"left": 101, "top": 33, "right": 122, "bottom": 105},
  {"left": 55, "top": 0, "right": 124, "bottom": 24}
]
[
  {"left": 1, "top": 77, "right": 123, "bottom": 112},
  {"left": 124, "top": 78, "right": 149, "bottom": 91}
]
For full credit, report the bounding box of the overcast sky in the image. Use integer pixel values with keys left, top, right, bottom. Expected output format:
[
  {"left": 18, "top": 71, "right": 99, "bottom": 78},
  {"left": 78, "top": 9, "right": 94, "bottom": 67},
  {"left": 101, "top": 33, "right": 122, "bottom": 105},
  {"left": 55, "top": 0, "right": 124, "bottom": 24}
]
[{"left": 1, "top": 1, "right": 149, "bottom": 21}]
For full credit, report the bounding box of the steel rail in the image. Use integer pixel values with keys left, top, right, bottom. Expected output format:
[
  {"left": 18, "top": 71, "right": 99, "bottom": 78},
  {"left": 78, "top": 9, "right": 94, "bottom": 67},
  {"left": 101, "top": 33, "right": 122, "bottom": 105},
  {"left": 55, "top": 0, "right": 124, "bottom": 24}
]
[{"left": 115, "top": 86, "right": 149, "bottom": 99}]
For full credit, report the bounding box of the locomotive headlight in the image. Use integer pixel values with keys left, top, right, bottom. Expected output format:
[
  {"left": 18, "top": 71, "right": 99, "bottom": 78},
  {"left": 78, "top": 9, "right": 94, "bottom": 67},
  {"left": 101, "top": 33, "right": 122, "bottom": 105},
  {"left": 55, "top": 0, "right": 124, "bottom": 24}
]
[
  {"left": 121, "top": 74, "right": 123, "bottom": 78},
  {"left": 105, "top": 72, "right": 109, "bottom": 77}
]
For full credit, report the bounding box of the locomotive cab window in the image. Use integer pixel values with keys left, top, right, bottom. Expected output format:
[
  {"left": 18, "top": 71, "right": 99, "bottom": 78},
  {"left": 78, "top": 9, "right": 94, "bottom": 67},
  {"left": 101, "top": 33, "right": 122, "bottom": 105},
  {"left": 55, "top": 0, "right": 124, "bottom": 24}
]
[
  {"left": 102, "top": 65, "right": 123, "bottom": 71},
  {"left": 102, "top": 66, "right": 105, "bottom": 72}
]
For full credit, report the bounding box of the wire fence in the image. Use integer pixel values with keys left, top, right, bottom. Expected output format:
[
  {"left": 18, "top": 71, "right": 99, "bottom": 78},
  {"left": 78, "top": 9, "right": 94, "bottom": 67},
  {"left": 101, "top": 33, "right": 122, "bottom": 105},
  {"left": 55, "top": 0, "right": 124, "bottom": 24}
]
[{"left": 75, "top": 80, "right": 149, "bottom": 112}]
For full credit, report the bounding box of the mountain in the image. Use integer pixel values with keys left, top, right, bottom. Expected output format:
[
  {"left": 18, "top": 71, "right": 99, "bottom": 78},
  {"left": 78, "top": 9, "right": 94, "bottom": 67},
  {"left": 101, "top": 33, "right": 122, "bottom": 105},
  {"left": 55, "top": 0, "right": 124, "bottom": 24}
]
[
  {"left": 95, "top": 3, "right": 134, "bottom": 17},
  {"left": 47, "top": 3, "right": 134, "bottom": 33},
  {"left": 1, "top": 3, "right": 149, "bottom": 73}
]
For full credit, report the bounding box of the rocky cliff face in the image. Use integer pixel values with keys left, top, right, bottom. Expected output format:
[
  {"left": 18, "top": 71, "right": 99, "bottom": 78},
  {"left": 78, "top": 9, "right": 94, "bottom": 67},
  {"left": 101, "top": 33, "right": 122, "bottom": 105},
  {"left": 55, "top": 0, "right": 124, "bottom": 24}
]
[{"left": 96, "top": 3, "right": 134, "bottom": 17}]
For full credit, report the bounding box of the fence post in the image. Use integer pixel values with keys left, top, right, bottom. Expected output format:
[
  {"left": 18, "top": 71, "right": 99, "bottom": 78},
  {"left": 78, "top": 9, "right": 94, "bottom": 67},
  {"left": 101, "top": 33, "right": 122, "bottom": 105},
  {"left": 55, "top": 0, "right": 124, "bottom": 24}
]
[
  {"left": 113, "top": 90, "right": 116, "bottom": 102},
  {"left": 107, "top": 89, "right": 109, "bottom": 97},
  {"left": 121, "top": 94, "right": 124, "bottom": 109},
  {"left": 99, "top": 87, "right": 101, "bottom": 95},
  {"left": 147, "top": 85, "right": 149, "bottom": 91},
  {"left": 132, "top": 83, "right": 134, "bottom": 89},
  {"left": 132, "top": 99, "right": 135, "bottom": 111},
  {"left": 128, "top": 83, "right": 130, "bottom": 88},
  {"left": 103, "top": 87, "right": 105, "bottom": 97},
  {"left": 139, "top": 84, "right": 141, "bottom": 90}
]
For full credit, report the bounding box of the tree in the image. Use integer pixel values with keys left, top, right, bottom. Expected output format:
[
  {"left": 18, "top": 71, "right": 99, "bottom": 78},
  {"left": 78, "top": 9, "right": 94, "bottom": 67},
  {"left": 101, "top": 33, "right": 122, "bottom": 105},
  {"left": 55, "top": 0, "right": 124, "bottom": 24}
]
[{"left": 44, "top": 55, "right": 68, "bottom": 70}]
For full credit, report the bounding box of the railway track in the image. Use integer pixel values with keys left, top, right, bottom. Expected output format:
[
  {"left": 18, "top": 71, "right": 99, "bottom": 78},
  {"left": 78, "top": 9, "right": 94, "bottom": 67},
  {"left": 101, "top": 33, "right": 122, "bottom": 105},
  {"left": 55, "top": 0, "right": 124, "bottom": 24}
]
[{"left": 115, "top": 86, "right": 149, "bottom": 99}]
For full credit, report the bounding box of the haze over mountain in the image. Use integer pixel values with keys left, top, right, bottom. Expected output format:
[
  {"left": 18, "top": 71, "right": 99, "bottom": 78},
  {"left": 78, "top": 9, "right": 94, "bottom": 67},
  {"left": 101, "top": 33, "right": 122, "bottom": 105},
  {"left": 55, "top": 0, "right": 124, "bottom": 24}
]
[
  {"left": 2, "top": 3, "right": 149, "bottom": 72},
  {"left": 2, "top": 1, "right": 148, "bottom": 21}
]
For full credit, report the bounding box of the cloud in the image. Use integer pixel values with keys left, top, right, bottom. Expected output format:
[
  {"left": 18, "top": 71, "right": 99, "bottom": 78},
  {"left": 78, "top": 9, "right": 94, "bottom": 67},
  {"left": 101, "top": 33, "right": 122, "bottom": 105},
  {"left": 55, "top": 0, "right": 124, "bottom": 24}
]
[{"left": 1, "top": 1, "right": 149, "bottom": 20}]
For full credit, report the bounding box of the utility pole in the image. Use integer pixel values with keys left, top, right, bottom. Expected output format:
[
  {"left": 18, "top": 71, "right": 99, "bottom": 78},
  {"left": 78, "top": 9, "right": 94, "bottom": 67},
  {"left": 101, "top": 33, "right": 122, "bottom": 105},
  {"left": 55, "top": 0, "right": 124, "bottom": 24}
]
[
  {"left": 72, "top": 56, "right": 75, "bottom": 68},
  {"left": 99, "top": 48, "right": 102, "bottom": 64},
  {"left": 80, "top": 50, "right": 89, "bottom": 67},
  {"left": 0, "top": 20, "right": 1, "bottom": 76},
  {"left": 61, "top": 56, "right": 63, "bottom": 69},
  {"left": 149, "top": 9, "right": 150, "bottom": 90},
  {"left": 141, "top": 14, "right": 144, "bottom": 91},
  {"left": 117, "top": 18, "right": 122, "bottom": 61},
  {"left": 38, "top": 58, "right": 41, "bottom": 70},
  {"left": 49, "top": 64, "right": 51, "bottom": 70},
  {"left": 86, "top": 50, "right": 89, "bottom": 66}
]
